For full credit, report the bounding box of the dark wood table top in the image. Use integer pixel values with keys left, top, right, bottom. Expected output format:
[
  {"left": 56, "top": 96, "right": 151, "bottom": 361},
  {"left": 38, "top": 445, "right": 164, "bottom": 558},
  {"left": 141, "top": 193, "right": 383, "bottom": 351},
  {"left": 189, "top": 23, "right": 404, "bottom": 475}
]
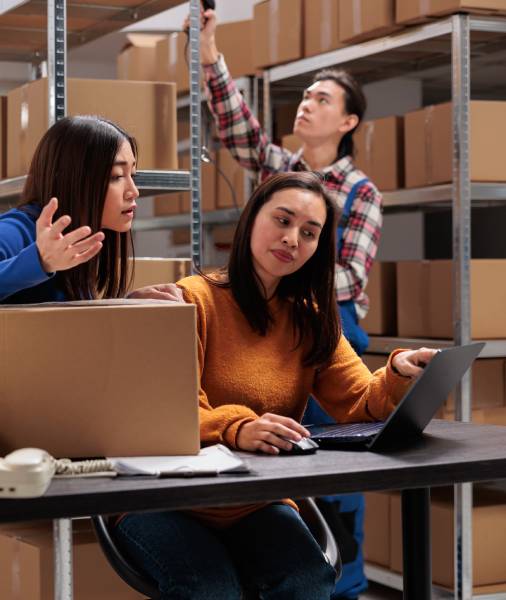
[{"left": 2, "top": 420, "right": 506, "bottom": 523}]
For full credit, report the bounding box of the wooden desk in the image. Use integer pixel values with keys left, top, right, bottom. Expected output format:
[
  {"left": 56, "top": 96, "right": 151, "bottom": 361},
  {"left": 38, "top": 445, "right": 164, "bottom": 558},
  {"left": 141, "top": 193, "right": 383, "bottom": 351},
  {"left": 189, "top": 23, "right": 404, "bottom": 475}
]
[{"left": 2, "top": 420, "right": 506, "bottom": 600}]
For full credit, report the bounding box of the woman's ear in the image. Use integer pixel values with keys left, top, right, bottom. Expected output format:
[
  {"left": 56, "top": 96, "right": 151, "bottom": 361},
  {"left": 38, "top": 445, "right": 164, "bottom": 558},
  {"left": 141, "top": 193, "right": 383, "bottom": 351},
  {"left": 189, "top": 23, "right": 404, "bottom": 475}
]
[{"left": 339, "top": 114, "right": 359, "bottom": 135}]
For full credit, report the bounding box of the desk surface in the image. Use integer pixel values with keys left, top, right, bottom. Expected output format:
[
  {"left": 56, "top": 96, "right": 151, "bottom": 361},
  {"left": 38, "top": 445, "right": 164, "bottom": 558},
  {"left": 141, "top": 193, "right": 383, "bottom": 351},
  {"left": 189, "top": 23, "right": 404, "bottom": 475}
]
[{"left": 2, "top": 420, "right": 506, "bottom": 523}]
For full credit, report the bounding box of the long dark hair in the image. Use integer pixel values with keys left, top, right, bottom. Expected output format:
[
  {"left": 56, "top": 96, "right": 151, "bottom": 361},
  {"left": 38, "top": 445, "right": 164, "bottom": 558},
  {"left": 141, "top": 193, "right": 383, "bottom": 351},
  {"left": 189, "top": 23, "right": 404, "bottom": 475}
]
[
  {"left": 207, "top": 172, "right": 340, "bottom": 367},
  {"left": 19, "top": 115, "right": 137, "bottom": 300},
  {"left": 313, "top": 68, "right": 366, "bottom": 160}
]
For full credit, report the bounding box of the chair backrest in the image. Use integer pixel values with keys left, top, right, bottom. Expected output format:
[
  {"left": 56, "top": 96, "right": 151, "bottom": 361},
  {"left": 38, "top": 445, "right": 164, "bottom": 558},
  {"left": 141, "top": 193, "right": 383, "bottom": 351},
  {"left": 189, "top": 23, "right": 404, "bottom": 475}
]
[{"left": 92, "top": 515, "right": 161, "bottom": 599}]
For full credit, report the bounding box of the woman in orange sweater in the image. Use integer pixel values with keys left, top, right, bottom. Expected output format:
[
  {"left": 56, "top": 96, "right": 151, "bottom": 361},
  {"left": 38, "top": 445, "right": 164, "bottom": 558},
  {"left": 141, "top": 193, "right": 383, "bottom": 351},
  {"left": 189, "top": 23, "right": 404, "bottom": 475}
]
[{"left": 115, "top": 172, "right": 437, "bottom": 600}]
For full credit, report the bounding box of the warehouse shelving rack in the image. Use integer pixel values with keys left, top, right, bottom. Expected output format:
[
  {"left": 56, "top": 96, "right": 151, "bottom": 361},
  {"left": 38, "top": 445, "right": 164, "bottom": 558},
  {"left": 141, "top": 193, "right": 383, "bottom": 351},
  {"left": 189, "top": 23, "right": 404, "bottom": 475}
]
[
  {"left": 0, "top": 1, "right": 203, "bottom": 598},
  {"left": 261, "top": 13, "right": 506, "bottom": 600}
]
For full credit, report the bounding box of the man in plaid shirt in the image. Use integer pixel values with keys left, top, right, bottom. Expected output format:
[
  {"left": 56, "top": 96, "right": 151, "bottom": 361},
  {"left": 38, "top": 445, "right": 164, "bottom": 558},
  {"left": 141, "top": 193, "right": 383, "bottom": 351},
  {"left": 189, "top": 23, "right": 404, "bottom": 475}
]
[
  {"left": 197, "top": 8, "right": 383, "bottom": 600},
  {"left": 200, "top": 19, "right": 382, "bottom": 328}
]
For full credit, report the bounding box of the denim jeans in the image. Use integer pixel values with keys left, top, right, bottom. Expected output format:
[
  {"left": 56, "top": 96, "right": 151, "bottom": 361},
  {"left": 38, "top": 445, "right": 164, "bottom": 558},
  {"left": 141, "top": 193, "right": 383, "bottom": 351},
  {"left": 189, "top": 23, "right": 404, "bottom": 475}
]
[{"left": 115, "top": 503, "right": 337, "bottom": 600}]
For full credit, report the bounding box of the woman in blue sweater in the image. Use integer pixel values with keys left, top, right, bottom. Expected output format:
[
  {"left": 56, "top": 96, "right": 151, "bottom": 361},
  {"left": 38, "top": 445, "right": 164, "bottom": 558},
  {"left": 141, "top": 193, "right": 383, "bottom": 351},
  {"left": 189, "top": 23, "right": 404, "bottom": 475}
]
[{"left": 0, "top": 115, "right": 139, "bottom": 303}]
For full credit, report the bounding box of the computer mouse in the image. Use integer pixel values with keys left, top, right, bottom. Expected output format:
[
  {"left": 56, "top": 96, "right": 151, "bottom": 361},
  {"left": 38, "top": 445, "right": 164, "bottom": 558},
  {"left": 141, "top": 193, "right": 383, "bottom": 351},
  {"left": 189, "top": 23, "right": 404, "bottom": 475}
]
[{"left": 279, "top": 437, "right": 319, "bottom": 455}]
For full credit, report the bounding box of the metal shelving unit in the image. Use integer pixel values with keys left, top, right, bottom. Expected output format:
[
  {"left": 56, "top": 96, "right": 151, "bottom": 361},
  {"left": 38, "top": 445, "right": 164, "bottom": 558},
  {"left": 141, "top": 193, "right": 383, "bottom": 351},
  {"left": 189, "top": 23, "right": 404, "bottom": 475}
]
[{"left": 262, "top": 14, "right": 506, "bottom": 600}]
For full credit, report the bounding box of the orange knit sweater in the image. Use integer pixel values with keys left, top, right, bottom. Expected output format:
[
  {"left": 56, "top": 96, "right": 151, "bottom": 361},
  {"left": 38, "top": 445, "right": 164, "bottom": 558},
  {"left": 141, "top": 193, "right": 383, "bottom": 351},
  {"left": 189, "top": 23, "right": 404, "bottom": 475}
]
[{"left": 177, "top": 275, "right": 411, "bottom": 527}]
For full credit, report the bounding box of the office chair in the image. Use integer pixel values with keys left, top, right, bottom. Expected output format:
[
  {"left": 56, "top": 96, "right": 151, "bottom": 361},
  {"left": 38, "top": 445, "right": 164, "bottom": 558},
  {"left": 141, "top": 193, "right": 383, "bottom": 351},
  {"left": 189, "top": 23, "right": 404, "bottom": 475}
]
[{"left": 92, "top": 498, "right": 341, "bottom": 600}]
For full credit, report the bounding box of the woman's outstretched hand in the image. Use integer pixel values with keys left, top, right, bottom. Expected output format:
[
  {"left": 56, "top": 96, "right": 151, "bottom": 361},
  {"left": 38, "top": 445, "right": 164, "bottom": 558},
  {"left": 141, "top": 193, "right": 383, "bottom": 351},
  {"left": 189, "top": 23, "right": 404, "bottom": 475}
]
[
  {"left": 391, "top": 347, "right": 440, "bottom": 378},
  {"left": 237, "top": 413, "right": 310, "bottom": 455},
  {"left": 36, "top": 197, "right": 104, "bottom": 273},
  {"left": 128, "top": 283, "right": 185, "bottom": 302}
]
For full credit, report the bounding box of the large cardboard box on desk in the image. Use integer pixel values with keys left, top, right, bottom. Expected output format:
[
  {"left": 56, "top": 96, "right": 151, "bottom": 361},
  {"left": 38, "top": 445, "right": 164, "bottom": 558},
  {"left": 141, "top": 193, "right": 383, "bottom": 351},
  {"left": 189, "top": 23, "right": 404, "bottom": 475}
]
[
  {"left": 0, "top": 520, "right": 143, "bottom": 600},
  {"left": 129, "top": 257, "right": 192, "bottom": 290},
  {"left": 117, "top": 33, "right": 166, "bottom": 81},
  {"left": 397, "top": 0, "right": 506, "bottom": 25},
  {"left": 216, "top": 19, "right": 255, "bottom": 78},
  {"left": 396, "top": 260, "right": 506, "bottom": 339},
  {"left": 404, "top": 101, "right": 506, "bottom": 187},
  {"left": 339, "top": 0, "right": 398, "bottom": 44},
  {"left": 361, "top": 262, "right": 397, "bottom": 336},
  {"left": 390, "top": 487, "right": 506, "bottom": 590},
  {"left": 253, "top": 0, "right": 303, "bottom": 69},
  {"left": 355, "top": 116, "right": 404, "bottom": 191},
  {"left": 0, "top": 302, "right": 199, "bottom": 457},
  {"left": 304, "top": 0, "right": 343, "bottom": 57},
  {"left": 7, "top": 78, "right": 177, "bottom": 177}
]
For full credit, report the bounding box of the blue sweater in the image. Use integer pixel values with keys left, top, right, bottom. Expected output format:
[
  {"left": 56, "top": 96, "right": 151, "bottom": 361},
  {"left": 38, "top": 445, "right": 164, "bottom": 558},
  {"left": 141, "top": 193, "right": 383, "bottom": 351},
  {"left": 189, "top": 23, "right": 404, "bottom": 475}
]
[{"left": 0, "top": 205, "right": 66, "bottom": 303}]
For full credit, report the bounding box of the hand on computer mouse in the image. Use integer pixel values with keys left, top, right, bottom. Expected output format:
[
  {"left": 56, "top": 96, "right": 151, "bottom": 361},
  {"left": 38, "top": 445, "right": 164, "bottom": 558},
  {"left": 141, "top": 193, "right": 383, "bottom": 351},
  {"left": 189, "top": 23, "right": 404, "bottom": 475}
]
[
  {"left": 278, "top": 437, "right": 319, "bottom": 455},
  {"left": 237, "top": 413, "right": 311, "bottom": 455}
]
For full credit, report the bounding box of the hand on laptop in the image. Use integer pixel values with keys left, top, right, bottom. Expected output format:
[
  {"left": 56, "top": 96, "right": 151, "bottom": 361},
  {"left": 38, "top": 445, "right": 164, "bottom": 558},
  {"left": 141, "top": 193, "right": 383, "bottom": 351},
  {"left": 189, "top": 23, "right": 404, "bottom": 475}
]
[
  {"left": 128, "top": 283, "right": 185, "bottom": 302},
  {"left": 237, "top": 413, "right": 311, "bottom": 455},
  {"left": 391, "top": 347, "right": 440, "bottom": 378}
]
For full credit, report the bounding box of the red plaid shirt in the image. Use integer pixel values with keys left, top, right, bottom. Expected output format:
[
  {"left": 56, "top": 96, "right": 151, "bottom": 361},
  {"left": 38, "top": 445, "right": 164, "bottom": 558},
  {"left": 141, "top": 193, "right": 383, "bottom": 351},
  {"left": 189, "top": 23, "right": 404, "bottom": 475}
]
[{"left": 204, "top": 56, "right": 383, "bottom": 318}]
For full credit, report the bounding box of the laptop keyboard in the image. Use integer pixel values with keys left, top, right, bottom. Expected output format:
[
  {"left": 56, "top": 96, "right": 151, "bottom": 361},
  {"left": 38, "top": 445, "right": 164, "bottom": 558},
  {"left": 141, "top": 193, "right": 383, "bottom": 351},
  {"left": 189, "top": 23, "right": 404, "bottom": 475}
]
[{"left": 311, "top": 422, "right": 384, "bottom": 439}]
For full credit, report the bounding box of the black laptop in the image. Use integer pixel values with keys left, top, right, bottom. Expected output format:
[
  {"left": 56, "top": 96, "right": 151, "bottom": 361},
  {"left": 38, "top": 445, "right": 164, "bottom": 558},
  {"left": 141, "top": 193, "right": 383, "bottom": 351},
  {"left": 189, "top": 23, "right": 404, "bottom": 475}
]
[{"left": 308, "top": 342, "right": 485, "bottom": 451}]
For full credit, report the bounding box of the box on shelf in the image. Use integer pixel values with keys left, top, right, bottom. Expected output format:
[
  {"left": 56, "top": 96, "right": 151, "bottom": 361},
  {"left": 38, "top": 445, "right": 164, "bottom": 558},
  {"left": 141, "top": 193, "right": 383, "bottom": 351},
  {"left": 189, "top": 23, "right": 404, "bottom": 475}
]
[
  {"left": 216, "top": 19, "right": 255, "bottom": 78},
  {"left": 156, "top": 32, "right": 190, "bottom": 94},
  {"left": 129, "top": 257, "right": 191, "bottom": 290},
  {"left": 355, "top": 116, "right": 404, "bottom": 191},
  {"left": 117, "top": 33, "right": 166, "bottom": 81},
  {"left": 7, "top": 78, "right": 177, "bottom": 178},
  {"left": 339, "top": 0, "right": 398, "bottom": 44},
  {"left": 362, "top": 353, "right": 388, "bottom": 372},
  {"left": 172, "top": 228, "right": 191, "bottom": 245},
  {"left": 396, "top": 260, "right": 506, "bottom": 339},
  {"left": 281, "top": 133, "right": 303, "bottom": 153},
  {"left": 0, "top": 95, "right": 6, "bottom": 179},
  {"left": 363, "top": 492, "right": 391, "bottom": 567},
  {"left": 390, "top": 487, "right": 506, "bottom": 590},
  {"left": 304, "top": 0, "right": 342, "bottom": 57},
  {"left": 253, "top": 0, "right": 303, "bottom": 68},
  {"left": 0, "top": 302, "right": 198, "bottom": 457},
  {"left": 212, "top": 224, "right": 236, "bottom": 247},
  {"left": 274, "top": 103, "right": 300, "bottom": 142},
  {"left": 396, "top": 0, "right": 506, "bottom": 25},
  {"left": 361, "top": 262, "right": 397, "bottom": 336},
  {"left": 0, "top": 520, "right": 143, "bottom": 600},
  {"left": 404, "top": 101, "right": 506, "bottom": 188},
  {"left": 216, "top": 147, "right": 248, "bottom": 209}
]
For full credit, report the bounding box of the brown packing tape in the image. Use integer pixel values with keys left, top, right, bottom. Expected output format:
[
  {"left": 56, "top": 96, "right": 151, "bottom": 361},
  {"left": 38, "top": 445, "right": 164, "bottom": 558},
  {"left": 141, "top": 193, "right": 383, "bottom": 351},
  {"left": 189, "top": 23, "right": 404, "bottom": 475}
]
[
  {"left": 321, "top": 0, "right": 333, "bottom": 50},
  {"left": 270, "top": 0, "right": 280, "bottom": 65},
  {"left": 424, "top": 105, "right": 434, "bottom": 185},
  {"left": 352, "top": 0, "right": 362, "bottom": 36}
]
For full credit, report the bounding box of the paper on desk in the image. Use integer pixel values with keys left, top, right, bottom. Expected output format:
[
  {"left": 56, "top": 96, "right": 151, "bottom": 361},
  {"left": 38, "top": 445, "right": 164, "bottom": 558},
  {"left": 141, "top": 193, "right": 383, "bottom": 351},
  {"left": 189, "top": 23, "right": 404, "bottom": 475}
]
[{"left": 109, "top": 444, "right": 249, "bottom": 477}]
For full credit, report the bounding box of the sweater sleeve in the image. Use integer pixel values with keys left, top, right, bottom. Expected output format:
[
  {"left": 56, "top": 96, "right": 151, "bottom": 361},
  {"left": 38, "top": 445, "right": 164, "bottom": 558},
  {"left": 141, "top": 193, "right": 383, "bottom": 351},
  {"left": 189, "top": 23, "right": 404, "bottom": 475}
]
[
  {"left": 179, "top": 284, "right": 259, "bottom": 448},
  {"left": 313, "top": 335, "right": 413, "bottom": 422},
  {"left": 0, "top": 214, "right": 53, "bottom": 301}
]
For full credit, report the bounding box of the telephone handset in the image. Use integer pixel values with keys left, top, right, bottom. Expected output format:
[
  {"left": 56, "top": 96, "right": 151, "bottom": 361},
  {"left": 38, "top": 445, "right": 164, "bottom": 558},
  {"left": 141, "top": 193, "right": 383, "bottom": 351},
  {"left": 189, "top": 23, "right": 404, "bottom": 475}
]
[
  {"left": 0, "top": 448, "right": 55, "bottom": 498},
  {"left": 0, "top": 449, "right": 116, "bottom": 498}
]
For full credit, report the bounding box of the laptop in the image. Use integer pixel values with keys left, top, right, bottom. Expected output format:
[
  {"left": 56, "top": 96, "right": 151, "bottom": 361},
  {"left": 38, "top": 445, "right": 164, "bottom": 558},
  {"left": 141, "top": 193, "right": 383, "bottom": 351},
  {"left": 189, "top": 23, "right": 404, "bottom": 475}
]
[{"left": 308, "top": 342, "right": 485, "bottom": 452}]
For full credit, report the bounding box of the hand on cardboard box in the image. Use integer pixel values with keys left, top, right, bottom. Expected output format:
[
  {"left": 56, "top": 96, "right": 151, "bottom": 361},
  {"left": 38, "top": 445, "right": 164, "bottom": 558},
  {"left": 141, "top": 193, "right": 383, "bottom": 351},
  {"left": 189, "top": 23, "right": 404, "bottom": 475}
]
[
  {"left": 36, "top": 197, "right": 105, "bottom": 274},
  {"left": 182, "top": 7, "right": 218, "bottom": 65},
  {"left": 128, "top": 282, "right": 184, "bottom": 303}
]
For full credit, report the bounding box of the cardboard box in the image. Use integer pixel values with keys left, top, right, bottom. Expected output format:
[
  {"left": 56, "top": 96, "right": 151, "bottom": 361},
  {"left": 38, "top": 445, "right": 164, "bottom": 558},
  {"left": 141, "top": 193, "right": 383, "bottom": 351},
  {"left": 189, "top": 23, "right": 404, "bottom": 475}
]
[
  {"left": 396, "top": 260, "right": 506, "bottom": 339},
  {"left": 129, "top": 258, "right": 191, "bottom": 290},
  {"left": 253, "top": 0, "right": 303, "bottom": 68},
  {"left": 0, "top": 95, "right": 6, "bottom": 179},
  {"left": 172, "top": 228, "right": 191, "bottom": 245},
  {"left": 355, "top": 116, "right": 404, "bottom": 191},
  {"left": 156, "top": 32, "right": 190, "bottom": 94},
  {"left": 117, "top": 33, "right": 166, "bottom": 81},
  {"left": 274, "top": 103, "right": 300, "bottom": 142},
  {"left": 304, "top": 0, "right": 342, "bottom": 57},
  {"left": 363, "top": 492, "right": 391, "bottom": 567},
  {"left": 212, "top": 224, "right": 236, "bottom": 247},
  {"left": 0, "top": 302, "right": 199, "bottom": 457},
  {"left": 339, "top": 0, "right": 398, "bottom": 44},
  {"left": 281, "top": 134, "right": 303, "bottom": 153},
  {"left": 0, "top": 521, "right": 143, "bottom": 600},
  {"left": 390, "top": 487, "right": 506, "bottom": 588},
  {"left": 216, "top": 19, "right": 255, "bottom": 78},
  {"left": 445, "top": 359, "right": 505, "bottom": 412},
  {"left": 216, "top": 148, "right": 248, "bottom": 209},
  {"left": 397, "top": 0, "right": 506, "bottom": 25},
  {"left": 361, "top": 262, "right": 397, "bottom": 335},
  {"left": 7, "top": 78, "right": 177, "bottom": 177},
  {"left": 404, "top": 101, "right": 506, "bottom": 188}
]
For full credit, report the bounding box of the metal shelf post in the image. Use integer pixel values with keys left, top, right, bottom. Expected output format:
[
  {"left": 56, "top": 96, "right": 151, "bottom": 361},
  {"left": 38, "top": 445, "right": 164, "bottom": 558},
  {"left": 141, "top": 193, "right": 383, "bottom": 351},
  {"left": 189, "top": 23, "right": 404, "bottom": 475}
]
[
  {"left": 452, "top": 14, "right": 473, "bottom": 600},
  {"left": 47, "top": 0, "right": 66, "bottom": 125}
]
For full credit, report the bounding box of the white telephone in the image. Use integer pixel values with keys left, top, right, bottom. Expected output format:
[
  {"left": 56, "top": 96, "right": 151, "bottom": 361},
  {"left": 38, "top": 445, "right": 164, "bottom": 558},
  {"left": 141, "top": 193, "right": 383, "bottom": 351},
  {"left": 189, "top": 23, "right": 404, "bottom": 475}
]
[{"left": 0, "top": 448, "right": 55, "bottom": 498}]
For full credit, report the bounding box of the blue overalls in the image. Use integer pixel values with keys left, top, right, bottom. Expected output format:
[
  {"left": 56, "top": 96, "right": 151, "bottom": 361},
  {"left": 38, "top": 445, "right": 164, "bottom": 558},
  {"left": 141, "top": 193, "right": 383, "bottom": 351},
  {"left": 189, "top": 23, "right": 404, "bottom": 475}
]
[{"left": 303, "top": 178, "right": 370, "bottom": 599}]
